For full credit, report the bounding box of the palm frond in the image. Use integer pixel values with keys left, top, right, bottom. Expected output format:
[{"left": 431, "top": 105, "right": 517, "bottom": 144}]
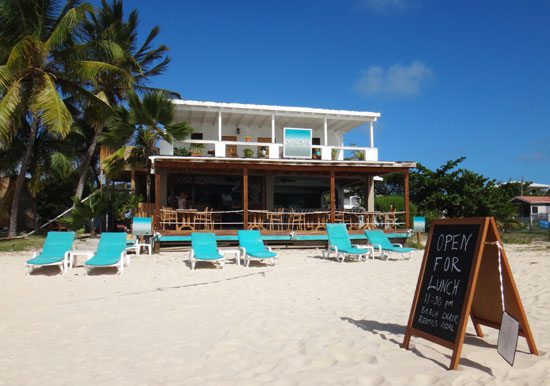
[
  {"left": 30, "top": 73, "right": 73, "bottom": 137},
  {"left": 6, "top": 36, "right": 42, "bottom": 71},
  {"left": 45, "top": 3, "right": 92, "bottom": 52},
  {"left": 0, "top": 77, "right": 24, "bottom": 145},
  {"left": 50, "top": 151, "right": 74, "bottom": 178}
]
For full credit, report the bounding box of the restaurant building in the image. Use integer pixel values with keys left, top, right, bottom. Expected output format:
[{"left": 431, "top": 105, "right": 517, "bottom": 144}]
[{"left": 134, "top": 100, "right": 416, "bottom": 237}]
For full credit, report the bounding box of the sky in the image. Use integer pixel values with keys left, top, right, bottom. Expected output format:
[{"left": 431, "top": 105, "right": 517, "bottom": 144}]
[{"left": 89, "top": 0, "right": 549, "bottom": 183}]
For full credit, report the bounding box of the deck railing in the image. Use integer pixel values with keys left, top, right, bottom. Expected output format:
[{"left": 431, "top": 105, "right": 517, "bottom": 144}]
[
  {"left": 157, "top": 209, "right": 403, "bottom": 232},
  {"left": 166, "top": 140, "right": 378, "bottom": 162}
]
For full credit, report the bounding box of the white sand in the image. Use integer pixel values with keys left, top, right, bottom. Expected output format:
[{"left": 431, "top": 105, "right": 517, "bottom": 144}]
[{"left": 1, "top": 242, "right": 549, "bottom": 385}]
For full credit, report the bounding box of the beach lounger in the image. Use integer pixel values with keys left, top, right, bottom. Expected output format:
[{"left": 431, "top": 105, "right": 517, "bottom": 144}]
[
  {"left": 364, "top": 230, "right": 414, "bottom": 260},
  {"left": 84, "top": 232, "right": 129, "bottom": 274},
  {"left": 237, "top": 230, "right": 277, "bottom": 267},
  {"left": 26, "top": 231, "right": 75, "bottom": 275},
  {"left": 323, "top": 223, "right": 372, "bottom": 263},
  {"left": 189, "top": 232, "right": 225, "bottom": 270}
]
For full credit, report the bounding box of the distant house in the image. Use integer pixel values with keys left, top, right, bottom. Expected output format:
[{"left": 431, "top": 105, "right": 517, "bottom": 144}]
[{"left": 511, "top": 196, "right": 550, "bottom": 224}]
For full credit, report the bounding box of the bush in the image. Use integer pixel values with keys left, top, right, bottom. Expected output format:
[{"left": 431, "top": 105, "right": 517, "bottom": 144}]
[
  {"left": 375, "top": 195, "right": 417, "bottom": 228},
  {"left": 174, "top": 147, "right": 190, "bottom": 156},
  {"left": 243, "top": 148, "right": 254, "bottom": 158}
]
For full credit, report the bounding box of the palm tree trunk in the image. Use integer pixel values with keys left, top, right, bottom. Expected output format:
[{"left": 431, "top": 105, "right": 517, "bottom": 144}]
[
  {"left": 146, "top": 164, "right": 152, "bottom": 203},
  {"left": 74, "top": 129, "right": 100, "bottom": 201},
  {"left": 8, "top": 114, "right": 39, "bottom": 237}
]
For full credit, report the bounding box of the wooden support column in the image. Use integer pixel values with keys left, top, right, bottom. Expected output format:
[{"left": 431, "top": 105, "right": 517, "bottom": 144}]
[
  {"left": 131, "top": 169, "right": 136, "bottom": 194},
  {"left": 243, "top": 168, "right": 248, "bottom": 229},
  {"left": 404, "top": 170, "right": 410, "bottom": 229},
  {"left": 155, "top": 170, "right": 161, "bottom": 233},
  {"left": 330, "top": 170, "right": 335, "bottom": 223}
]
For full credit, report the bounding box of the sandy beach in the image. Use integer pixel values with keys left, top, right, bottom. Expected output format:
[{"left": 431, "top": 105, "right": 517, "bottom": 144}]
[{"left": 1, "top": 241, "right": 548, "bottom": 385}]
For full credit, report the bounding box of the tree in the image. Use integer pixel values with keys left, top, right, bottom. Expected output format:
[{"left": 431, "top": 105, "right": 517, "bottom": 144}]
[
  {"left": 73, "top": 0, "right": 176, "bottom": 203},
  {"left": 410, "top": 157, "right": 516, "bottom": 223},
  {"left": 0, "top": 0, "right": 121, "bottom": 236},
  {"left": 101, "top": 91, "right": 193, "bottom": 202}
]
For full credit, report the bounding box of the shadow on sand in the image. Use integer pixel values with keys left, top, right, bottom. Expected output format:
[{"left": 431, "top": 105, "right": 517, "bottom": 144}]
[{"left": 341, "top": 317, "right": 494, "bottom": 375}]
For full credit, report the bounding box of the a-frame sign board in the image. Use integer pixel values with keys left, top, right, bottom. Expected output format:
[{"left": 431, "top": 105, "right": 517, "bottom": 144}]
[{"left": 403, "top": 217, "right": 538, "bottom": 370}]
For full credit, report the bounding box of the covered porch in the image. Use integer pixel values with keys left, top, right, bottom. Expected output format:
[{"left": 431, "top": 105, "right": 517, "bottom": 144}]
[{"left": 151, "top": 157, "right": 414, "bottom": 237}]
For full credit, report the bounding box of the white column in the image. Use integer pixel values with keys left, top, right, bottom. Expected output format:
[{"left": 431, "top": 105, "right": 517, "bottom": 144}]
[
  {"left": 271, "top": 113, "right": 275, "bottom": 142},
  {"left": 324, "top": 117, "right": 328, "bottom": 145},
  {"left": 218, "top": 109, "right": 222, "bottom": 141},
  {"left": 369, "top": 120, "right": 374, "bottom": 148}
]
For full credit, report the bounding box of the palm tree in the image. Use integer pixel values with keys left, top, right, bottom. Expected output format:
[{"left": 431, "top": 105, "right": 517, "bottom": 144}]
[
  {"left": 72, "top": 0, "right": 178, "bottom": 203},
  {"left": 102, "top": 91, "right": 193, "bottom": 202},
  {"left": 0, "top": 0, "right": 127, "bottom": 236}
]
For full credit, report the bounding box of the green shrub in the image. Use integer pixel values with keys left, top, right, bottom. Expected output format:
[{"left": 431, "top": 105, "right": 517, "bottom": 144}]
[{"left": 375, "top": 195, "right": 417, "bottom": 227}]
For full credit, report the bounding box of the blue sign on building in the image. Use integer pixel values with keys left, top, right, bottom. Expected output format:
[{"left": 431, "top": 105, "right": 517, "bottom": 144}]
[{"left": 283, "top": 128, "right": 312, "bottom": 158}]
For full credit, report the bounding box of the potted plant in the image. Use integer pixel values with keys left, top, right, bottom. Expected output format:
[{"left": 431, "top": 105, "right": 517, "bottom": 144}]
[
  {"left": 257, "top": 149, "right": 266, "bottom": 158},
  {"left": 174, "top": 147, "right": 190, "bottom": 156},
  {"left": 190, "top": 143, "right": 205, "bottom": 156},
  {"left": 244, "top": 136, "right": 251, "bottom": 142},
  {"left": 243, "top": 148, "right": 254, "bottom": 158},
  {"left": 312, "top": 148, "right": 321, "bottom": 160}
]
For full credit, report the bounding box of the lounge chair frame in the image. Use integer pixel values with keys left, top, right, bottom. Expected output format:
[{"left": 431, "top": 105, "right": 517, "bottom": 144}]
[{"left": 324, "top": 223, "right": 373, "bottom": 263}]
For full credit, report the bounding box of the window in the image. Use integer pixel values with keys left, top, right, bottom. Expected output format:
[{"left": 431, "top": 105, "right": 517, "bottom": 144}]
[
  {"left": 312, "top": 137, "right": 321, "bottom": 145},
  {"left": 191, "top": 133, "right": 203, "bottom": 140},
  {"left": 532, "top": 206, "right": 538, "bottom": 214}
]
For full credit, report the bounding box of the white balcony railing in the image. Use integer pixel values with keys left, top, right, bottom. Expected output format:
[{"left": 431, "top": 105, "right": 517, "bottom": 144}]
[{"left": 161, "top": 140, "right": 378, "bottom": 162}]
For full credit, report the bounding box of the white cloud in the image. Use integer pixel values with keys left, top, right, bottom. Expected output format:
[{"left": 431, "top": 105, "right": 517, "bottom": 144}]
[
  {"left": 356, "top": 0, "right": 413, "bottom": 12},
  {"left": 517, "top": 151, "right": 550, "bottom": 161},
  {"left": 353, "top": 61, "right": 433, "bottom": 97}
]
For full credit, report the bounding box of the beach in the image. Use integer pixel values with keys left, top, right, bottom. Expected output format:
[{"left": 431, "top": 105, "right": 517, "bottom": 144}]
[{"left": 1, "top": 242, "right": 548, "bottom": 385}]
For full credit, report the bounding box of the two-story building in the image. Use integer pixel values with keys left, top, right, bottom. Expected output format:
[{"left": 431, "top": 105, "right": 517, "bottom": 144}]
[{"left": 128, "top": 100, "right": 416, "bottom": 235}]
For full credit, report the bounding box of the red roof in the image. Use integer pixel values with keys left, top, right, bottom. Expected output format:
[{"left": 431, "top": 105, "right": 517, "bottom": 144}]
[{"left": 512, "top": 196, "right": 550, "bottom": 204}]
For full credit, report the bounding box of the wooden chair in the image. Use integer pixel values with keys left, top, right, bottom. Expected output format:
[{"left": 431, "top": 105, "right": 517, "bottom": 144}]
[
  {"left": 288, "top": 209, "right": 305, "bottom": 231},
  {"left": 160, "top": 208, "right": 177, "bottom": 230},
  {"left": 333, "top": 212, "right": 345, "bottom": 223},
  {"left": 194, "top": 207, "right": 210, "bottom": 230},
  {"left": 266, "top": 208, "right": 284, "bottom": 231}
]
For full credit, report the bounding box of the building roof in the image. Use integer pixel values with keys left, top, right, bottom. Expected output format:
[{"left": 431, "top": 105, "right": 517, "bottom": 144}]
[
  {"left": 171, "top": 100, "right": 380, "bottom": 134},
  {"left": 511, "top": 196, "right": 550, "bottom": 204}
]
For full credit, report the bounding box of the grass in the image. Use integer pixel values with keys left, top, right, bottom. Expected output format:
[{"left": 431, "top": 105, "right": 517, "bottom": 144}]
[
  {"left": 0, "top": 235, "right": 46, "bottom": 252},
  {"left": 500, "top": 227, "right": 550, "bottom": 245}
]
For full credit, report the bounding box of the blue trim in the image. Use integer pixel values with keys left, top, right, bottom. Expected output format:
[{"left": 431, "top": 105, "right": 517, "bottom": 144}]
[{"left": 157, "top": 232, "right": 410, "bottom": 243}]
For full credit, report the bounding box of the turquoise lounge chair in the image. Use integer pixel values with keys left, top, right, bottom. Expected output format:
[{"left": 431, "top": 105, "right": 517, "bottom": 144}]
[
  {"left": 323, "top": 223, "right": 372, "bottom": 263},
  {"left": 126, "top": 217, "right": 153, "bottom": 255},
  {"left": 26, "top": 231, "right": 75, "bottom": 275},
  {"left": 84, "top": 232, "right": 129, "bottom": 274},
  {"left": 189, "top": 233, "right": 225, "bottom": 270},
  {"left": 237, "top": 230, "right": 277, "bottom": 267},
  {"left": 364, "top": 230, "right": 414, "bottom": 260}
]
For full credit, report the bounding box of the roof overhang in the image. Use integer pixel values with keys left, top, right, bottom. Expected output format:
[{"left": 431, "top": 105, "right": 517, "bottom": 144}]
[
  {"left": 150, "top": 156, "right": 415, "bottom": 176},
  {"left": 171, "top": 100, "right": 380, "bottom": 134}
]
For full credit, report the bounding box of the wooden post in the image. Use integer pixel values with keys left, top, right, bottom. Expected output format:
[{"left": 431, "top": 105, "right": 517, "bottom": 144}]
[
  {"left": 243, "top": 168, "right": 248, "bottom": 229},
  {"left": 155, "top": 171, "right": 161, "bottom": 233},
  {"left": 330, "top": 170, "right": 335, "bottom": 223},
  {"left": 404, "top": 170, "right": 410, "bottom": 229}
]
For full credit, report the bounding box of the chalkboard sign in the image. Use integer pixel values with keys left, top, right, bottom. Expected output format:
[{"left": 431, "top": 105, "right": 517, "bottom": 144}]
[
  {"left": 403, "top": 217, "right": 539, "bottom": 370},
  {"left": 411, "top": 223, "right": 480, "bottom": 343}
]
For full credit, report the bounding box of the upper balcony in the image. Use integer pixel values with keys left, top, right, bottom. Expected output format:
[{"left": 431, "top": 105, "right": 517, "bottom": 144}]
[
  {"left": 161, "top": 100, "right": 381, "bottom": 163},
  {"left": 160, "top": 139, "right": 378, "bottom": 162}
]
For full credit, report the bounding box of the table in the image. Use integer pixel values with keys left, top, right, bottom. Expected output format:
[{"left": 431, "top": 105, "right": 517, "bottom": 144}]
[
  {"left": 69, "top": 250, "right": 95, "bottom": 268},
  {"left": 175, "top": 209, "right": 197, "bottom": 231},
  {"left": 356, "top": 245, "right": 375, "bottom": 260},
  {"left": 221, "top": 248, "right": 242, "bottom": 265},
  {"left": 304, "top": 212, "right": 329, "bottom": 231}
]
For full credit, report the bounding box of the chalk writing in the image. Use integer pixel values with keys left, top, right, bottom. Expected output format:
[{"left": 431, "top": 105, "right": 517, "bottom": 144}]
[{"left": 412, "top": 224, "right": 480, "bottom": 343}]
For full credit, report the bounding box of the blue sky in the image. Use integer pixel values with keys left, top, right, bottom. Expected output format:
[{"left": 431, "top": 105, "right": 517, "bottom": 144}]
[{"left": 90, "top": 0, "right": 549, "bottom": 183}]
